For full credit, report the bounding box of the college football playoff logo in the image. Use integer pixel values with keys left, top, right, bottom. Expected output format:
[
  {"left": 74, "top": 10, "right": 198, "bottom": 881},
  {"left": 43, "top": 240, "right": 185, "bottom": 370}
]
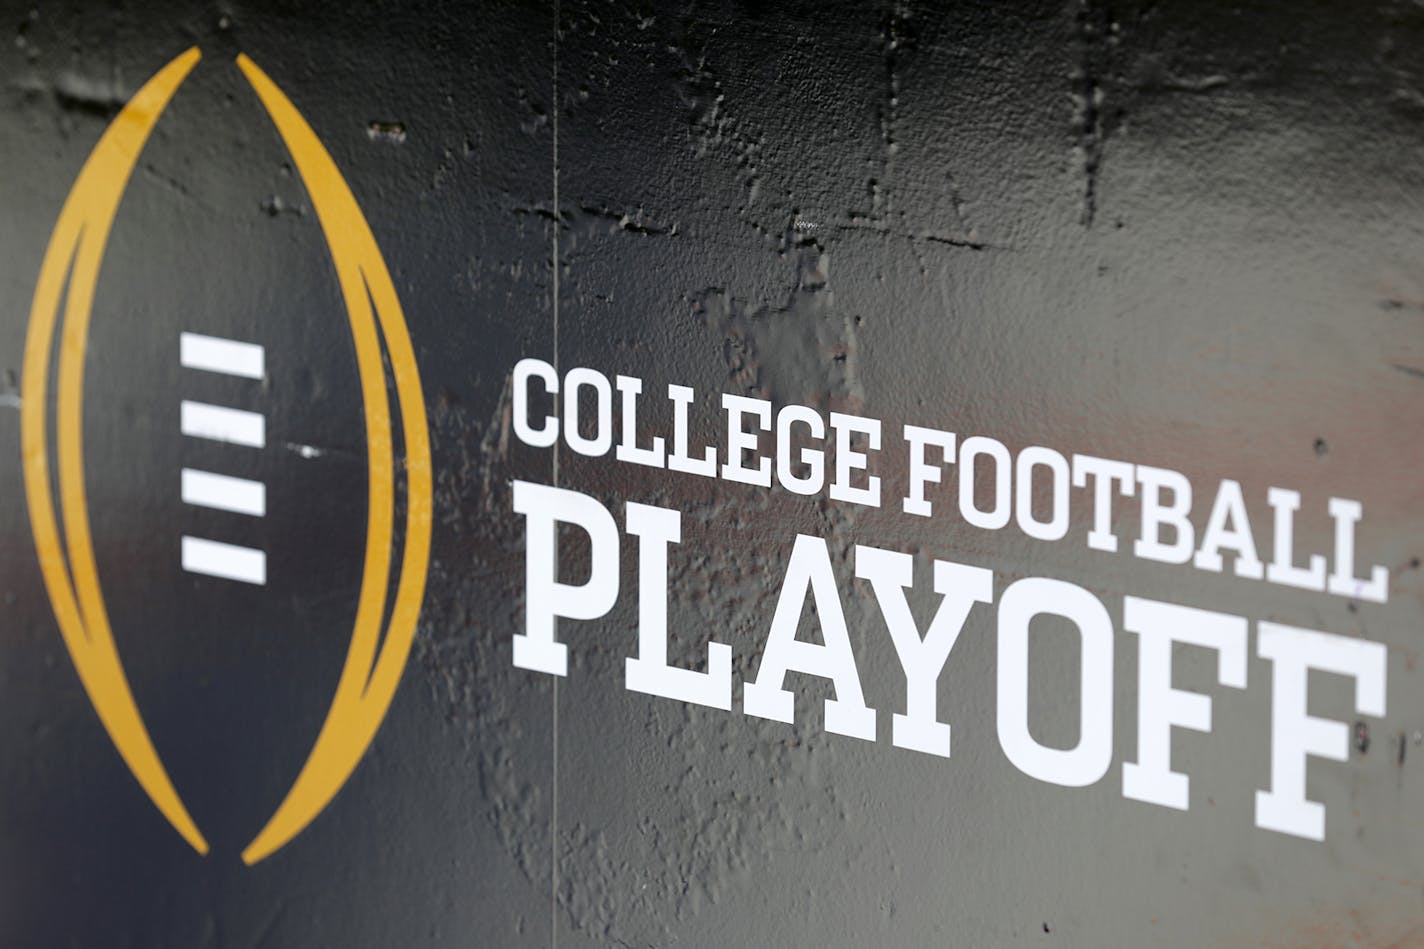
[{"left": 20, "top": 47, "right": 432, "bottom": 864}]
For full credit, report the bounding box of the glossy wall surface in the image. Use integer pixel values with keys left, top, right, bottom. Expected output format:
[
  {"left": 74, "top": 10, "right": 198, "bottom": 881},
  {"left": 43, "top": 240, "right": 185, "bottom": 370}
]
[{"left": 1, "top": 1, "right": 1421, "bottom": 945}]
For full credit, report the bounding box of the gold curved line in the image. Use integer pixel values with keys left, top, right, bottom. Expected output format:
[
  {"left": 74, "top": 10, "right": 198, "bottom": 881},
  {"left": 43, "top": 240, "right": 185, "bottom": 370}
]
[
  {"left": 21, "top": 47, "right": 209, "bottom": 855},
  {"left": 236, "top": 54, "right": 432, "bottom": 865}
]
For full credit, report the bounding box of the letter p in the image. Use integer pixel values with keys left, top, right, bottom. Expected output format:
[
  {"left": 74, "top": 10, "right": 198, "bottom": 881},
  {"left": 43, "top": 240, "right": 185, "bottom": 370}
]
[{"left": 512, "top": 481, "right": 621, "bottom": 676}]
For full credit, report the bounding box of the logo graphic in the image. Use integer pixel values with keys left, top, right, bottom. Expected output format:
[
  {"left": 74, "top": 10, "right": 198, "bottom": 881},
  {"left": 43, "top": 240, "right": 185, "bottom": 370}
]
[{"left": 20, "top": 48, "right": 433, "bottom": 864}]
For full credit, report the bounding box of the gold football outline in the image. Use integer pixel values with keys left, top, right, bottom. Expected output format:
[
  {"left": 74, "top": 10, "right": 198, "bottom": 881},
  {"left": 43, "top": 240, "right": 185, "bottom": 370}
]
[{"left": 20, "top": 47, "right": 433, "bottom": 865}]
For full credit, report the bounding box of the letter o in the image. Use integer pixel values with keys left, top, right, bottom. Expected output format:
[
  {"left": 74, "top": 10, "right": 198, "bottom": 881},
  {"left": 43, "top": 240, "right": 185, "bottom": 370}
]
[
  {"left": 996, "top": 577, "right": 1114, "bottom": 788},
  {"left": 563, "top": 367, "right": 613, "bottom": 457},
  {"left": 1015, "top": 446, "right": 1070, "bottom": 541},
  {"left": 959, "top": 436, "right": 1011, "bottom": 530}
]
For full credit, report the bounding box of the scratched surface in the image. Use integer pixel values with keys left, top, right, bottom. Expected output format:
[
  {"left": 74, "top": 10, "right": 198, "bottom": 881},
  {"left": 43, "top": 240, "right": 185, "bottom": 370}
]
[{"left": 0, "top": 1, "right": 1422, "bottom": 946}]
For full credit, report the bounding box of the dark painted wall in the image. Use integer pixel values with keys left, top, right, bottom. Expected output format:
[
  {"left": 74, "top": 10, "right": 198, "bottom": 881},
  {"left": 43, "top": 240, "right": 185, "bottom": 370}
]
[{"left": 1, "top": 1, "right": 1421, "bottom": 945}]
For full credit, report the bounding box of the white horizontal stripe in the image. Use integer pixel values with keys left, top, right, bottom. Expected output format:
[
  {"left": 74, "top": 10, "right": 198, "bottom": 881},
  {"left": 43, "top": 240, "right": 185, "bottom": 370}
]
[
  {"left": 182, "top": 536, "right": 266, "bottom": 585},
  {"left": 180, "top": 332, "right": 265, "bottom": 379},
  {"left": 181, "top": 400, "right": 265, "bottom": 448},
  {"left": 181, "top": 468, "right": 266, "bottom": 516}
]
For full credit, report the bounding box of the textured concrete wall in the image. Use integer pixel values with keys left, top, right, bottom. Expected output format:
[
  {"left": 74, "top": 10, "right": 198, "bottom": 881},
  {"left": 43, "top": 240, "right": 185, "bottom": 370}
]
[{"left": 1, "top": 1, "right": 1421, "bottom": 945}]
